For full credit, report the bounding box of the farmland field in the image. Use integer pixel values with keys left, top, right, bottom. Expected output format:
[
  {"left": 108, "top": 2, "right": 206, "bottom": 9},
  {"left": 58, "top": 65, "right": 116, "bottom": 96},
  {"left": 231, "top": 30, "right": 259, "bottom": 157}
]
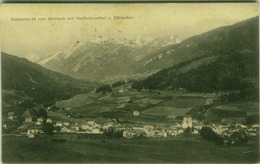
[
  {"left": 159, "top": 97, "right": 206, "bottom": 108},
  {"left": 2, "top": 136, "right": 259, "bottom": 163},
  {"left": 142, "top": 106, "right": 192, "bottom": 119}
]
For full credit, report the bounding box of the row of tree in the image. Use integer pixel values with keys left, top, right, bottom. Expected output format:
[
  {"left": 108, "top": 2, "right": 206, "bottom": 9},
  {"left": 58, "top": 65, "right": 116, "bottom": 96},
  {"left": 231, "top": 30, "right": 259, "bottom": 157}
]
[{"left": 200, "top": 127, "right": 248, "bottom": 147}]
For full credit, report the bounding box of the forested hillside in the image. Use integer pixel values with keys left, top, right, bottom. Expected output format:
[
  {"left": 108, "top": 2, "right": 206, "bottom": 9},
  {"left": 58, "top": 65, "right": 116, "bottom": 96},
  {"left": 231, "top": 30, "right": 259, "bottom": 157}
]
[
  {"left": 132, "top": 16, "right": 259, "bottom": 101},
  {"left": 2, "top": 52, "right": 98, "bottom": 107}
]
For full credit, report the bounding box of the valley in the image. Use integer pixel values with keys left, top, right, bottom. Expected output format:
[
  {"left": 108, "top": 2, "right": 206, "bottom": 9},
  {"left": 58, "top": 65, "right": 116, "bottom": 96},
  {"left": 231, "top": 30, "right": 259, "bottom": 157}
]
[{"left": 1, "top": 15, "right": 259, "bottom": 163}]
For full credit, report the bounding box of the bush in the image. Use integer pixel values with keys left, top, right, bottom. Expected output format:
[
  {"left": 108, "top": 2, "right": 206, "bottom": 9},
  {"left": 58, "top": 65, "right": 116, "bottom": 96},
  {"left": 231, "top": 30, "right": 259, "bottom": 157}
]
[
  {"left": 200, "top": 127, "right": 224, "bottom": 145},
  {"left": 230, "top": 132, "right": 248, "bottom": 146},
  {"left": 103, "top": 127, "right": 123, "bottom": 139}
]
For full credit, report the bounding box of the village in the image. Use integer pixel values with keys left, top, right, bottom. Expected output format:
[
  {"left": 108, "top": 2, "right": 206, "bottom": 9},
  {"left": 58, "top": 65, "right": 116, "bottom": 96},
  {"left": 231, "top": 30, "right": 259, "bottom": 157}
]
[{"left": 4, "top": 111, "right": 259, "bottom": 142}]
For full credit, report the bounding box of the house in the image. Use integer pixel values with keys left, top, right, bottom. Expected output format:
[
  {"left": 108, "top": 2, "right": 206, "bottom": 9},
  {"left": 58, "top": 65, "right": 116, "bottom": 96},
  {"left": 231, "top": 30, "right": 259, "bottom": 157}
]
[
  {"left": 61, "top": 127, "right": 69, "bottom": 133},
  {"left": 55, "top": 121, "right": 63, "bottom": 127},
  {"left": 182, "top": 116, "right": 192, "bottom": 129},
  {"left": 25, "top": 116, "right": 33, "bottom": 122},
  {"left": 252, "top": 124, "right": 260, "bottom": 128},
  {"left": 27, "top": 129, "right": 40, "bottom": 138},
  {"left": 193, "top": 122, "right": 203, "bottom": 130},
  {"left": 28, "top": 133, "right": 36, "bottom": 138},
  {"left": 63, "top": 122, "right": 70, "bottom": 126},
  {"left": 92, "top": 128, "right": 102, "bottom": 134},
  {"left": 123, "top": 129, "right": 134, "bottom": 138},
  {"left": 87, "top": 121, "right": 95, "bottom": 126},
  {"left": 103, "top": 122, "right": 113, "bottom": 129},
  {"left": 81, "top": 124, "right": 91, "bottom": 130},
  {"left": 35, "top": 117, "right": 44, "bottom": 125},
  {"left": 133, "top": 111, "right": 140, "bottom": 116},
  {"left": 3, "top": 124, "right": 8, "bottom": 129},
  {"left": 119, "top": 89, "right": 124, "bottom": 93},
  {"left": 143, "top": 125, "right": 155, "bottom": 130},
  {"left": 192, "top": 129, "right": 199, "bottom": 134},
  {"left": 37, "top": 117, "right": 44, "bottom": 122},
  {"left": 177, "top": 129, "right": 184, "bottom": 134},
  {"left": 8, "top": 112, "right": 15, "bottom": 120},
  {"left": 171, "top": 122, "right": 182, "bottom": 129},
  {"left": 46, "top": 118, "right": 52, "bottom": 123},
  {"left": 70, "top": 126, "right": 80, "bottom": 132}
]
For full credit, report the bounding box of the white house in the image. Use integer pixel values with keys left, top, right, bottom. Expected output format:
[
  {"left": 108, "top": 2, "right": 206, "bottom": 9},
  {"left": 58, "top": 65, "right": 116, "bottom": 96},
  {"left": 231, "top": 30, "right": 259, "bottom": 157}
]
[
  {"left": 92, "top": 128, "right": 102, "bottom": 134},
  {"left": 27, "top": 129, "right": 40, "bottom": 138},
  {"left": 8, "top": 112, "right": 15, "bottom": 120},
  {"left": 70, "top": 126, "right": 80, "bottom": 132},
  {"left": 123, "top": 130, "right": 134, "bottom": 138},
  {"left": 87, "top": 121, "right": 95, "bottom": 126},
  {"left": 3, "top": 124, "right": 8, "bottom": 129},
  {"left": 35, "top": 117, "right": 44, "bottom": 125},
  {"left": 103, "top": 122, "right": 113, "bottom": 129},
  {"left": 25, "top": 116, "right": 33, "bottom": 122},
  {"left": 133, "top": 111, "right": 140, "bottom": 116},
  {"left": 63, "top": 122, "right": 70, "bottom": 126},
  {"left": 61, "top": 127, "right": 69, "bottom": 133},
  {"left": 119, "top": 89, "right": 124, "bottom": 93},
  {"left": 55, "top": 121, "right": 63, "bottom": 127},
  {"left": 81, "top": 124, "right": 91, "bottom": 130},
  {"left": 46, "top": 118, "right": 52, "bottom": 123}
]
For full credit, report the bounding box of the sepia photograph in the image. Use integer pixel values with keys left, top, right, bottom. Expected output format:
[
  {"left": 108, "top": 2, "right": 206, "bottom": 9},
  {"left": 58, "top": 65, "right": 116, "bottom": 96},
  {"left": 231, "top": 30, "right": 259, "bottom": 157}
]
[{"left": 0, "top": 3, "right": 259, "bottom": 163}]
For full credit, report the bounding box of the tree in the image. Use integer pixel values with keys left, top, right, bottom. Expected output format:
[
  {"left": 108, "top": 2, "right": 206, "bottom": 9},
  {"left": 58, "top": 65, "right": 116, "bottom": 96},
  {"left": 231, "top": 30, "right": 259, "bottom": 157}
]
[
  {"left": 184, "top": 127, "right": 192, "bottom": 134},
  {"left": 42, "top": 122, "right": 55, "bottom": 142},
  {"left": 96, "top": 85, "right": 113, "bottom": 94},
  {"left": 230, "top": 132, "right": 248, "bottom": 146},
  {"left": 112, "top": 80, "right": 126, "bottom": 88},
  {"left": 38, "top": 108, "right": 48, "bottom": 118},
  {"left": 200, "top": 126, "right": 224, "bottom": 145},
  {"left": 103, "top": 127, "right": 123, "bottom": 139}
]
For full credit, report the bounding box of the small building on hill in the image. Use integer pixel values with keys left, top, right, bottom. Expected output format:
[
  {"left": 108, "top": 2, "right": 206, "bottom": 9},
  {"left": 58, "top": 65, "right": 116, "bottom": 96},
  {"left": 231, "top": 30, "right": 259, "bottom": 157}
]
[
  {"left": 27, "top": 127, "right": 42, "bottom": 138},
  {"left": 55, "top": 121, "right": 63, "bottom": 127},
  {"left": 25, "top": 116, "right": 33, "bottom": 122},
  {"left": 133, "top": 111, "right": 140, "bottom": 116},
  {"left": 63, "top": 122, "right": 70, "bottom": 126},
  {"left": 46, "top": 118, "right": 53, "bottom": 123},
  {"left": 8, "top": 112, "right": 15, "bottom": 120},
  {"left": 35, "top": 117, "right": 44, "bottom": 125}
]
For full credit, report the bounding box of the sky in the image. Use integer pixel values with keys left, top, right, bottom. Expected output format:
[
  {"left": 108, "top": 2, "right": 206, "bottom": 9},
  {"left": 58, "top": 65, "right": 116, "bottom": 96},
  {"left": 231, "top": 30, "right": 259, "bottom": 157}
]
[{"left": 0, "top": 3, "right": 259, "bottom": 58}]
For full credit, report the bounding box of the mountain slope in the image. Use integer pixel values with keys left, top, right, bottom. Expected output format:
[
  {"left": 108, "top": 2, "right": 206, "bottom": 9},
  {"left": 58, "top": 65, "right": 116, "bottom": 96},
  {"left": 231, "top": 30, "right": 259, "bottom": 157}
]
[
  {"left": 132, "top": 16, "right": 259, "bottom": 99},
  {"left": 2, "top": 52, "right": 98, "bottom": 107},
  {"left": 133, "top": 16, "right": 259, "bottom": 74},
  {"left": 30, "top": 36, "right": 180, "bottom": 81}
]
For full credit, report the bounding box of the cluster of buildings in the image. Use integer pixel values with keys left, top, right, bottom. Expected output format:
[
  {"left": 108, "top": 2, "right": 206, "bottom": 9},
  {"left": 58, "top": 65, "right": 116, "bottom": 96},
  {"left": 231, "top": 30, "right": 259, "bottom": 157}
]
[
  {"left": 210, "top": 123, "right": 259, "bottom": 137},
  {"left": 5, "top": 111, "right": 259, "bottom": 139},
  {"left": 56, "top": 121, "right": 103, "bottom": 134},
  {"left": 122, "top": 116, "right": 202, "bottom": 138}
]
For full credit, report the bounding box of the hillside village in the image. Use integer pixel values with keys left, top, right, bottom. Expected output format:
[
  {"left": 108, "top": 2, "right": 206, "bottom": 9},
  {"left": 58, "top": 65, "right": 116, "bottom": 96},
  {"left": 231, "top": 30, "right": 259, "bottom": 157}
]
[
  {"left": 3, "top": 83, "right": 259, "bottom": 146},
  {"left": 4, "top": 110, "right": 259, "bottom": 142}
]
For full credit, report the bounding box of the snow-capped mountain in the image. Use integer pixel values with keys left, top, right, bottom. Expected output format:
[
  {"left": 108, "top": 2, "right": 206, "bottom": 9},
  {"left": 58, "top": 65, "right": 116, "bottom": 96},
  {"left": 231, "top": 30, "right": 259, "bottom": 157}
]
[{"left": 27, "top": 35, "right": 181, "bottom": 81}]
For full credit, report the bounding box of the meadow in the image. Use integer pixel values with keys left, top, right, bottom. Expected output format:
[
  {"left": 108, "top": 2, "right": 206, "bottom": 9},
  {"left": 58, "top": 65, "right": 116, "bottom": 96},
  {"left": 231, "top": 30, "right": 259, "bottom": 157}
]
[{"left": 2, "top": 135, "right": 259, "bottom": 163}]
